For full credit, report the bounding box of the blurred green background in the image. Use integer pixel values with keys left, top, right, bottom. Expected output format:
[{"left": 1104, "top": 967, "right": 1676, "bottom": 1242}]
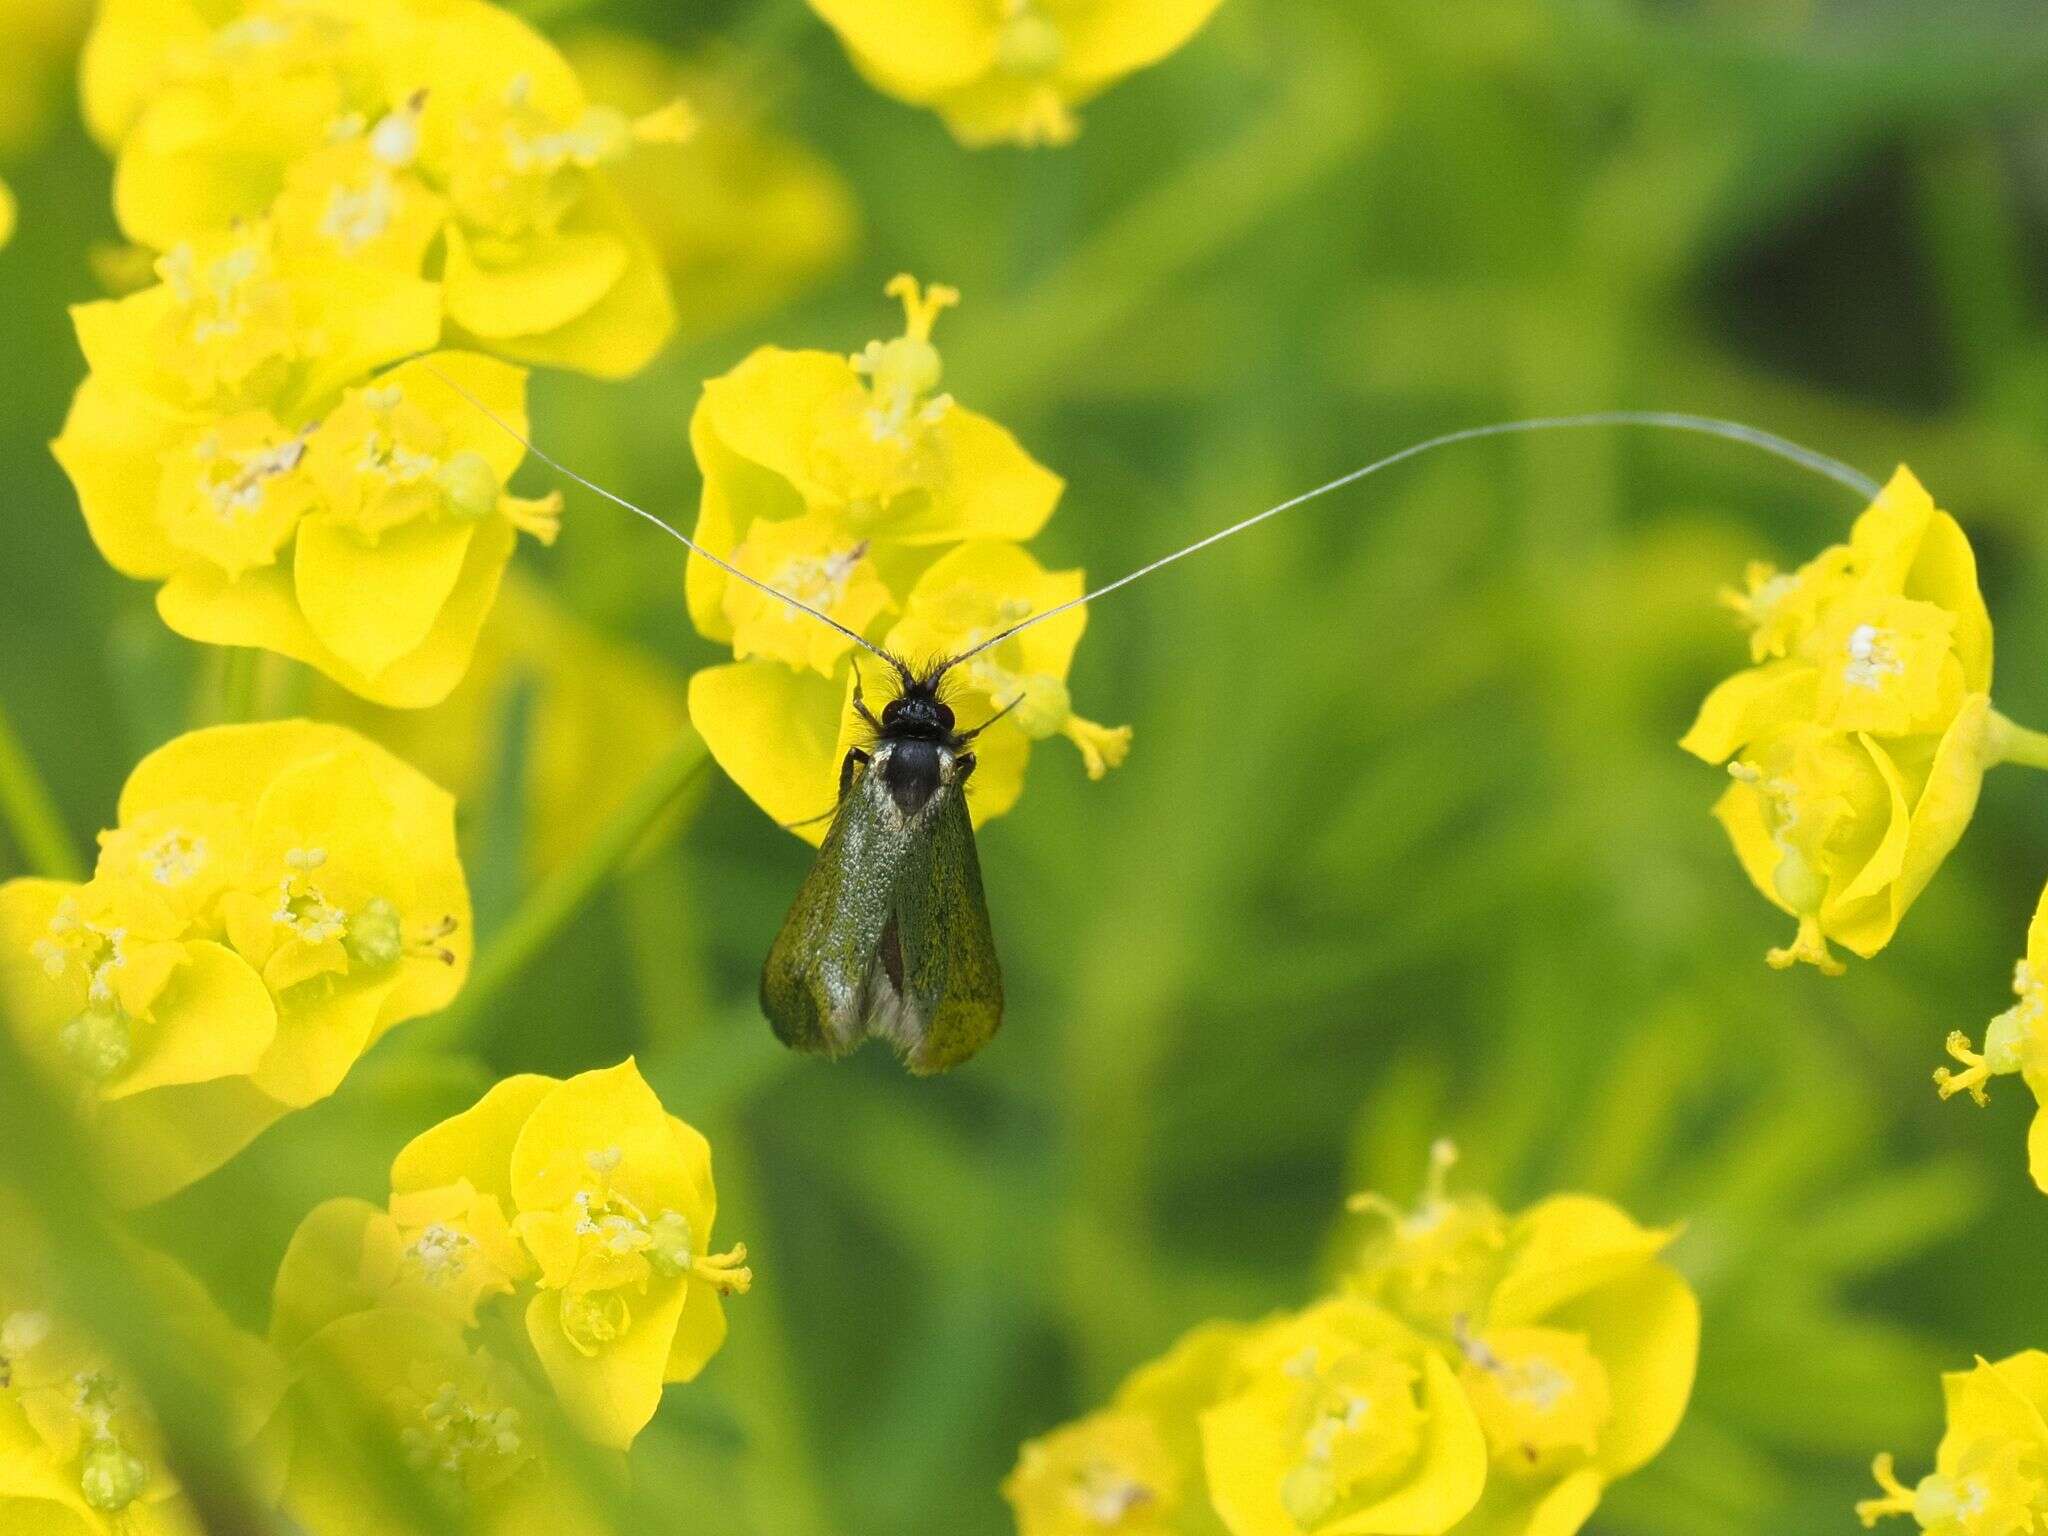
[{"left": 8, "top": 1, "right": 2048, "bottom": 1531}]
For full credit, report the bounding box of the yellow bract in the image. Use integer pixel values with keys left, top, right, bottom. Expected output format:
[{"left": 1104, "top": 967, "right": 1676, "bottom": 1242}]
[
  {"left": 807, "top": 0, "right": 1228, "bottom": 146},
  {"left": 273, "top": 1061, "right": 749, "bottom": 1455},
  {"left": 1005, "top": 1154, "right": 1696, "bottom": 1536},
  {"left": 1682, "top": 467, "right": 1996, "bottom": 973},
  {"left": 686, "top": 275, "right": 1127, "bottom": 840},
  {"left": 1860, "top": 1353, "right": 2048, "bottom": 1535},
  {"left": 0, "top": 722, "right": 469, "bottom": 1203}
]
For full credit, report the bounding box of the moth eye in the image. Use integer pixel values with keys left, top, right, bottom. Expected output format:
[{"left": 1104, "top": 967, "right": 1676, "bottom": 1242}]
[
  {"left": 881, "top": 699, "right": 904, "bottom": 725},
  {"left": 935, "top": 702, "right": 956, "bottom": 729}
]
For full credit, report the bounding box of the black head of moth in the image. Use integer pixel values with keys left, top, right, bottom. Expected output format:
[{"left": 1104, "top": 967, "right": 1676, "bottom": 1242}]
[
  {"left": 419, "top": 362, "right": 1888, "bottom": 1078},
  {"left": 760, "top": 657, "right": 1014, "bottom": 1075}
]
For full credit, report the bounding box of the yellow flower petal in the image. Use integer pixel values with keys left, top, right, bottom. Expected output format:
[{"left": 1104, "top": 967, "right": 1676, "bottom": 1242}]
[
  {"left": 806, "top": 0, "right": 997, "bottom": 96},
  {"left": 1677, "top": 662, "right": 1817, "bottom": 764},
  {"left": 1489, "top": 1196, "right": 1675, "bottom": 1327},
  {"left": 157, "top": 518, "right": 517, "bottom": 708},
  {"left": 688, "top": 659, "right": 847, "bottom": 843},
  {"left": 99, "top": 940, "right": 276, "bottom": 1102},
  {"left": 442, "top": 223, "right": 629, "bottom": 341},
  {"left": 294, "top": 513, "right": 478, "bottom": 680},
  {"left": 392, "top": 1073, "right": 559, "bottom": 1204},
  {"left": 49, "top": 375, "right": 188, "bottom": 580},
  {"left": 1556, "top": 1265, "right": 1699, "bottom": 1481},
  {"left": 268, "top": 1197, "right": 383, "bottom": 1355},
  {"left": 1062, "top": 0, "right": 1228, "bottom": 87},
  {"left": 663, "top": 1283, "right": 728, "bottom": 1385},
  {"left": 521, "top": 1279, "right": 687, "bottom": 1450},
  {"left": 508, "top": 1060, "right": 701, "bottom": 1223}
]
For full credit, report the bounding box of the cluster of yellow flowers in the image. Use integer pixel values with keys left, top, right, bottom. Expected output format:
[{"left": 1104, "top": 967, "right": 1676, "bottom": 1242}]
[
  {"left": 806, "top": 0, "right": 1228, "bottom": 146},
  {"left": 54, "top": 0, "right": 687, "bottom": 707},
  {"left": 1004, "top": 1146, "right": 1698, "bottom": 1536},
  {"left": 687, "top": 273, "right": 1132, "bottom": 839},
  {"left": 1685, "top": 468, "right": 2048, "bottom": 1527},
  {"left": 269, "top": 1062, "right": 747, "bottom": 1504},
  {"left": 1682, "top": 467, "right": 2002, "bottom": 977},
  {"left": 0, "top": 722, "right": 469, "bottom": 1203}
]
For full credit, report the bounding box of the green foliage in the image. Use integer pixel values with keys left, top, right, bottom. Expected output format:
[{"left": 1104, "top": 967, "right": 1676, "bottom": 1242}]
[{"left": 7, "top": 1, "right": 2048, "bottom": 1532}]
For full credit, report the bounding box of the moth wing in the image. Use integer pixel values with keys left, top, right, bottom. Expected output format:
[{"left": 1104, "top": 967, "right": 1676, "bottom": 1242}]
[
  {"left": 894, "top": 780, "right": 1003, "bottom": 1074},
  {"left": 760, "top": 768, "right": 902, "bottom": 1057}
]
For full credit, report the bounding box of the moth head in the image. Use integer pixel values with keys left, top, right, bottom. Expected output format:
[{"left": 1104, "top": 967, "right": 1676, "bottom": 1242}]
[{"left": 882, "top": 686, "right": 955, "bottom": 735}]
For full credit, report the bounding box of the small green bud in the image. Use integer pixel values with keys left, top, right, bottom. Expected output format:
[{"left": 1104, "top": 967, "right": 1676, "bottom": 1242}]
[
  {"left": 344, "top": 896, "right": 405, "bottom": 970},
  {"left": 80, "top": 1435, "right": 148, "bottom": 1512},
  {"left": 647, "top": 1210, "right": 695, "bottom": 1278},
  {"left": 436, "top": 451, "right": 500, "bottom": 520},
  {"left": 60, "top": 1008, "right": 131, "bottom": 1082}
]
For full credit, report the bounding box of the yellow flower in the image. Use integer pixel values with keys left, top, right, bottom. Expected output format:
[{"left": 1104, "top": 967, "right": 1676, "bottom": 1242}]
[
  {"left": 686, "top": 276, "right": 1123, "bottom": 839},
  {"left": 312, "top": 572, "right": 696, "bottom": 879},
  {"left": 1860, "top": 1353, "right": 2048, "bottom": 1536},
  {"left": 84, "top": 0, "right": 398, "bottom": 249},
  {"left": 64, "top": 220, "right": 438, "bottom": 421},
  {"left": 271, "top": 1190, "right": 533, "bottom": 1353},
  {"left": 1199, "top": 1298, "right": 1486, "bottom": 1536},
  {"left": 390, "top": 1, "right": 682, "bottom": 376},
  {"left": 1344, "top": 1141, "right": 1512, "bottom": 1341},
  {"left": 1682, "top": 468, "right": 1998, "bottom": 972},
  {"left": 1345, "top": 1155, "right": 1699, "bottom": 1536},
  {"left": 0, "top": 1245, "right": 283, "bottom": 1536},
  {"left": 1935, "top": 880, "right": 2048, "bottom": 1191},
  {"left": 1709, "top": 712, "right": 1988, "bottom": 976},
  {"left": 807, "top": 0, "right": 1228, "bottom": 146},
  {"left": 685, "top": 273, "right": 1060, "bottom": 643},
  {"left": 81, "top": 0, "right": 681, "bottom": 377},
  {"left": 0, "top": 176, "right": 15, "bottom": 250},
  {"left": 561, "top": 29, "right": 858, "bottom": 340},
  {"left": 1005, "top": 1321, "right": 1247, "bottom": 1536},
  {"left": 0, "top": 722, "right": 469, "bottom": 1203},
  {"left": 276, "top": 1308, "right": 606, "bottom": 1536},
  {"left": 57, "top": 345, "right": 561, "bottom": 708},
  {"left": 379, "top": 1063, "right": 748, "bottom": 1450}
]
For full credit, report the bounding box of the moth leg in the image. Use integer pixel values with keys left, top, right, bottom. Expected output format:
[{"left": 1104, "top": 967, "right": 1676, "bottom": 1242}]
[
  {"left": 851, "top": 661, "right": 885, "bottom": 733},
  {"left": 839, "top": 746, "right": 873, "bottom": 801},
  {"left": 955, "top": 751, "right": 977, "bottom": 785}
]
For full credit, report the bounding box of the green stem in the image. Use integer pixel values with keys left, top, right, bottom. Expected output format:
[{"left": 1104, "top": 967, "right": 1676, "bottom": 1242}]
[
  {"left": 217, "top": 647, "right": 261, "bottom": 724},
  {"left": 0, "top": 695, "right": 82, "bottom": 881},
  {"left": 408, "top": 733, "right": 710, "bottom": 1053},
  {"left": 1987, "top": 709, "right": 2048, "bottom": 772}
]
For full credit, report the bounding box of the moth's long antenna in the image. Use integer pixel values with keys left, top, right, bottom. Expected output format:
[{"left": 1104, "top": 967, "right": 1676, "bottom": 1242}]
[
  {"left": 421, "top": 363, "right": 908, "bottom": 679},
  {"left": 948, "top": 411, "right": 1883, "bottom": 665}
]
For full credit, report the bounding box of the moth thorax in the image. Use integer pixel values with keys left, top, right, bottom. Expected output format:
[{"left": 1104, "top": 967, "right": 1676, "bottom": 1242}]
[{"left": 876, "top": 739, "right": 954, "bottom": 819}]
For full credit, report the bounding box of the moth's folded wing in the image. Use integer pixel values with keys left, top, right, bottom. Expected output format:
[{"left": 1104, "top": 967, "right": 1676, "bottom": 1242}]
[
  {"left": 899, "top": 785, "right": 1003, "bottom": 1075},
  {"left": 760, "top": 783, "right": 896, "bottom": 1056}
]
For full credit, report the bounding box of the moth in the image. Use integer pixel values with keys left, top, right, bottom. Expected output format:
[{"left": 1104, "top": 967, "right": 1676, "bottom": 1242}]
[
  {"left": 429, "top": 368, "right": 1883, "bottom": 1074},
  {"left": 761, "top": 659, "right": 1012, "bottom": 1074}
]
